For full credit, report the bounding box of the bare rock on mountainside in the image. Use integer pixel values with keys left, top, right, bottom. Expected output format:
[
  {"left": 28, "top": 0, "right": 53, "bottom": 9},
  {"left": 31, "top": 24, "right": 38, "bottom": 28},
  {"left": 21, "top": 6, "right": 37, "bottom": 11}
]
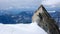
[{"left": 32, "top": 5, "right": 60, "bottom": 34}]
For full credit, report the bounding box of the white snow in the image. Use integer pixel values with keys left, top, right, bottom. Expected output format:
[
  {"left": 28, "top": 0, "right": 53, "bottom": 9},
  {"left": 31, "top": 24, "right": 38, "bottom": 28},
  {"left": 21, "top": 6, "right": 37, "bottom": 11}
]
[
  {"left": 48, "top": 11, "right": 56, "bottom": 13},
  {"left": 0, "top": 22, "right": 47, "bottom": 34}
]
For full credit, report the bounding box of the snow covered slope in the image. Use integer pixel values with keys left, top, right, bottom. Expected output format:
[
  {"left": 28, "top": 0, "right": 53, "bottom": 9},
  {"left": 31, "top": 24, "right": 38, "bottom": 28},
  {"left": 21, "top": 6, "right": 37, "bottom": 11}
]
[{"left": 0, "top": 22, "right": 47, "bottom": 34}]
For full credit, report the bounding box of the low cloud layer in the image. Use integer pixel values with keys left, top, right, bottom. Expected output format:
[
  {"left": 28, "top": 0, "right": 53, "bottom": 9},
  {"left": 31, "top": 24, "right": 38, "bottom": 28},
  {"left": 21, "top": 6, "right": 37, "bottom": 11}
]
[
  {"left": 0, "top": 0, "right": 60, "bottom": 11},
  {"left": 42, "top": 0, "right": 60, "bottom": 9},
  {"left": 0, "top": 0, "right": 42, "bottom": 9},
  {"left": 42, "top": 0, "right": 60, "bottom": 5},
  {"left": 41, "top": 0, "right": 60, "bottom": 11}
]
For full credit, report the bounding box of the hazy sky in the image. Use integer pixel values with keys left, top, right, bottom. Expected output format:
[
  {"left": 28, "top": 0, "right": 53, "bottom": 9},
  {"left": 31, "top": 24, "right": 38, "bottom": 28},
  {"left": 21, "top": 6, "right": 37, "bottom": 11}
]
[
  {"left": 0, "top": 0, "right": 60, "bottom": 10},
  {"left": 0, "top": 0, "right": 42, "bottom": 9},
  {"left": 42, "top": 0, "right": 60, "bottom": 8}
]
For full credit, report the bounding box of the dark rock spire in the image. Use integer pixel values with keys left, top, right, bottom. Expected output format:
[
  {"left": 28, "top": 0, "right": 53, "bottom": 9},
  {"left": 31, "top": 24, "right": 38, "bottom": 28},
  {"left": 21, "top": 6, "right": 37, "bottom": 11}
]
[{"left": 32, "top": 5, "right": 60, "bottom": 34}]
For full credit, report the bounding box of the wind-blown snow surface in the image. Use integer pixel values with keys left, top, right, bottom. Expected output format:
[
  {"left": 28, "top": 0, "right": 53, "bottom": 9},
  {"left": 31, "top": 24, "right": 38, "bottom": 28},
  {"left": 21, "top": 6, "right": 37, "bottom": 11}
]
[{"left": 0, "top": 22, "right": 47, "bottom": 34}]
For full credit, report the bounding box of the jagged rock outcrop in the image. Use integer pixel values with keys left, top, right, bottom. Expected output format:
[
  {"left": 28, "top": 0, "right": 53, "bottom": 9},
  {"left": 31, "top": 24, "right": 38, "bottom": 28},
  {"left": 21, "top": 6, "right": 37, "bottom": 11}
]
[{"left": 32, "top": 5, "right": 60, "bottom": 34}]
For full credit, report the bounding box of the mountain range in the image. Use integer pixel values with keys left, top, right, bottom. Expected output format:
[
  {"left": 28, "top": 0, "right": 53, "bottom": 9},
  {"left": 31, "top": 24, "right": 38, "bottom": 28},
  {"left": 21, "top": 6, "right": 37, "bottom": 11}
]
[{"left": 0, "top": 9, "right": 60, "bottom": 25}]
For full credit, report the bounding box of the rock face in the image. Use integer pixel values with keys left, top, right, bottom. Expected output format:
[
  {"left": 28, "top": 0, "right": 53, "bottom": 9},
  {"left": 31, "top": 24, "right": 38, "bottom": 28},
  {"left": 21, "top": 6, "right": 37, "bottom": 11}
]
[{"left": 32, "top": 5, "right": 60, "bottom": 34}]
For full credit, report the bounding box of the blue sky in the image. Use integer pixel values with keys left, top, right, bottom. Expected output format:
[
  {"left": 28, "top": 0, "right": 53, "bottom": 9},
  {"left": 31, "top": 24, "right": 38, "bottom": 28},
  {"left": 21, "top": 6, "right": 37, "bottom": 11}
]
[{"left": 0, "top": 0, "right": 60, "bottom": 11}]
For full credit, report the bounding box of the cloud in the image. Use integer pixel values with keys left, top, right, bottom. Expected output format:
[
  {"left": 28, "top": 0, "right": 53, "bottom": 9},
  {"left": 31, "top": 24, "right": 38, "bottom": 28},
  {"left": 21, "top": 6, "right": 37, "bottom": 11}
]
[
  {"left": 41, "top": 0, "right": 60, "bottom": 8},
  {"left": 42, "top": 0, "right": 60, "bottom": 6},
  {"left": 41, "top": 0, "right": 60, "bottom": 11},
  {"left": 0, "top": 0, "right": 42, "bottom": 9},
  {"left": 0, "top": 0, "right": 59, "bottom": 11}
]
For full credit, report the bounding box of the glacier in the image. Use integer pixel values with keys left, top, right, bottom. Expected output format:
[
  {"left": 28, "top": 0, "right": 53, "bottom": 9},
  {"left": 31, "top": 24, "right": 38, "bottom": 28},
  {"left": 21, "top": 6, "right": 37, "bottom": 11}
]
[{"left": 0, "top": 22, "right": 47, "bottom": 34}]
